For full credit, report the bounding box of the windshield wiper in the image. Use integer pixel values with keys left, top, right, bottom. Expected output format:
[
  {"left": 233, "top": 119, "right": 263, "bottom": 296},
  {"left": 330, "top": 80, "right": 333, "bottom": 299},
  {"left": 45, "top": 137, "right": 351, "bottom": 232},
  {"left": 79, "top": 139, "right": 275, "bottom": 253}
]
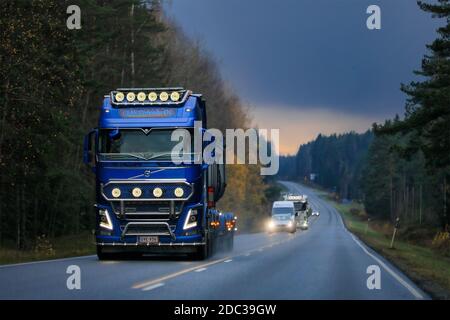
[
  {"left": 145, "top": 152, "right": 196, "bottom": 160},
  {"left": 99, "top": 153, "right": 147, "bottom": 160}
]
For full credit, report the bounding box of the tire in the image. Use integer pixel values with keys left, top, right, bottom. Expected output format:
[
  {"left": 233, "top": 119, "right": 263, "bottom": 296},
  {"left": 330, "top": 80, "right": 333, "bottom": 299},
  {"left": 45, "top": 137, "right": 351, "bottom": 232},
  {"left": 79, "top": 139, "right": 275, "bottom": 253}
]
[
  {"left": 193, "top": 233, "right": 211, "bottom": 260},
  {"left": 289, "top": 227, "right": 297, "bottom": 234},
  {"left": 96, "top": 245, "right": 116, "bottom": 261},
  {"left": 224, "top": 234, "right": 234, "bottom": 252}
]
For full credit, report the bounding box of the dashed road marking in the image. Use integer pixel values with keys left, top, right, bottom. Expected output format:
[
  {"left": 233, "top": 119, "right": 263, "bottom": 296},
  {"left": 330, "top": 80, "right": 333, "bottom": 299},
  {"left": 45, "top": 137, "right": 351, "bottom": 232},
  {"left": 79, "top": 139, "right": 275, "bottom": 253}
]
[
  {"left": 132, "top": 256, "right": 231, "bottom": 289},
  {"left": 142, "top": 282, "right": 164, "bottom": 291},
  {"left": 195, "top": 268, "right": 207, "bottom": 272},
  {"left": 224, "top": 259, "right": 233, "bottom": 263}
]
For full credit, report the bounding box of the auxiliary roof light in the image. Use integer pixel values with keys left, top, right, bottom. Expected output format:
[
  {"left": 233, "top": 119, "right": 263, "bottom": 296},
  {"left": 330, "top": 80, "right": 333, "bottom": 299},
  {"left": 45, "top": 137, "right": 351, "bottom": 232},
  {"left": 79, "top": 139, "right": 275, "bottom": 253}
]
[
  {"left": 126, "top": 92, "right": 136, "bottom": 102},
  {"left": 170, "top": 91, "right": 180, "bottom": 102},
  {"left": 137, "top": 92, "right": 146, "bottom": 102},
  {"left": 148, "top": 92, "right": 158, "bottom": 102},
  {"left": 159, "top": 91, "right": 169, "bottom": 102},
  {"left": 115, "top": 92, "right": 125, "bottom": 102}
]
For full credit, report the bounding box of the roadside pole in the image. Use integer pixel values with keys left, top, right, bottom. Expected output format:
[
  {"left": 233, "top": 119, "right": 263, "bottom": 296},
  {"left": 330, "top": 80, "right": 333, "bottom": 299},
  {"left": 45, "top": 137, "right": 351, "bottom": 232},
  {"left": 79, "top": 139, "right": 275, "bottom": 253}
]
[
  {"left": 365, "top": 218, "right": 370, "bottom": 234},
  {"left": 390, "top": 217, "right": 400, "bottom": 249}
]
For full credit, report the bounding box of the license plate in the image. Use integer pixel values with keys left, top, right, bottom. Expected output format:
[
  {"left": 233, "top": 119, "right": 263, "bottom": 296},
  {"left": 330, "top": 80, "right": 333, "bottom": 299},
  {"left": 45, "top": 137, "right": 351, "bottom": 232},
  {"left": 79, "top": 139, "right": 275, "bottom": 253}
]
[{"left": 138, "top": 236, "right": 159, "bottom": 245}]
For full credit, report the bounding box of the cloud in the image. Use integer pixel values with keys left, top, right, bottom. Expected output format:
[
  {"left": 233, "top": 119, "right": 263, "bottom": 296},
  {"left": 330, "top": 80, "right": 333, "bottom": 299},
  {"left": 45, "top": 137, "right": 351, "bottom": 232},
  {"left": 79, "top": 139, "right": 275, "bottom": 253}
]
[{"left": 251, "top": 105, "right": 384, "bottom": 155}]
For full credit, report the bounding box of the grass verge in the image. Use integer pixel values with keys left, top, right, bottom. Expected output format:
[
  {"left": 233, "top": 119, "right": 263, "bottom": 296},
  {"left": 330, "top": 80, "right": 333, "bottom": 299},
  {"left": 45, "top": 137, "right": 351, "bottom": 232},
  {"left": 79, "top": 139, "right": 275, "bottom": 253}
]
[
  {"left": 0, "top": 232, "right": 95, "bottom": 265},
  {"left": 324, "top": 195, "right": 450, "bottom": 300}
]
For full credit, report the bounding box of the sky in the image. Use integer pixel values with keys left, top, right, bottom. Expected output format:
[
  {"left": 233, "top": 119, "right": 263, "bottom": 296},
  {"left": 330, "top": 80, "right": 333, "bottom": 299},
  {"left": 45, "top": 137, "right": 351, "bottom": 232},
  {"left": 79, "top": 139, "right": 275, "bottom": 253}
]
[{"left": 164, "top": 0, "right": 442, "bottom": 155}]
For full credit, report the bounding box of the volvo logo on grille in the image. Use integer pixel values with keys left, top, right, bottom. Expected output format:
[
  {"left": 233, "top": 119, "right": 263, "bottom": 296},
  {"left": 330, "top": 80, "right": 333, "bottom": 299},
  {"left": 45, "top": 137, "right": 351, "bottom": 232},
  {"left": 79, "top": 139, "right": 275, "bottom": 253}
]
[{"left": 144, "top": 170, "right": 151, "bottom": 177}]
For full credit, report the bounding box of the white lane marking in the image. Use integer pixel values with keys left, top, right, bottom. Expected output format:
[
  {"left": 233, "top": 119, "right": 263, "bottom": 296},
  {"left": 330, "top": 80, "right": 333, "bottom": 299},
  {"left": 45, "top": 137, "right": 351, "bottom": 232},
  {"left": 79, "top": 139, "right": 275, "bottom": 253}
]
[
  {"left": 0, "top": 255, "right": 96, "bottom": 268},
  {"left": 285, "top": 180, "right": 425, "bottom": 299},
  {"left": 348, "top": 232, "right": 424, "bottom": 299},
  {"left": 195, "top": 267, "right": 207, "bottom": 272},
  {"left": 142, "top": 282, "right": 165, "bottom": 291},
  {"left": 244, "top": 253, "right": 251, "bottom": 257},
  {"left": 224, "top": 259, "right": 233, "bottom": 263}
]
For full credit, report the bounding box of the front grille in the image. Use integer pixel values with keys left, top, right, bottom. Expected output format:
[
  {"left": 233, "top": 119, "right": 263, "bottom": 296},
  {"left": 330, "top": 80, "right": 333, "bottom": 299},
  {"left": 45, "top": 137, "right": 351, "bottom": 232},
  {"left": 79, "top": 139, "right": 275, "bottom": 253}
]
[
  {"left": 111, "top": 201, "right": 183, "bottom": 217},
  {"left": 122, "top": 222, "right": 174, "bottom": 237}
]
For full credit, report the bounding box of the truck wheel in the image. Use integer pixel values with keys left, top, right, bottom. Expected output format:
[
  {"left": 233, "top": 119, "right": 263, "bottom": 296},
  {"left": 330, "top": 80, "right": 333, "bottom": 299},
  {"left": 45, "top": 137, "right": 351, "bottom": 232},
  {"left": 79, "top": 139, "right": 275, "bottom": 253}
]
[
  {"left": 225, "top": 234, "right": 234, "bottom": 252},
  {"left": 96, "top": 245, "right": 115, "bottom": 260},
  {"left": 194, "top": 244, "right": 208, "bottom": 260}
]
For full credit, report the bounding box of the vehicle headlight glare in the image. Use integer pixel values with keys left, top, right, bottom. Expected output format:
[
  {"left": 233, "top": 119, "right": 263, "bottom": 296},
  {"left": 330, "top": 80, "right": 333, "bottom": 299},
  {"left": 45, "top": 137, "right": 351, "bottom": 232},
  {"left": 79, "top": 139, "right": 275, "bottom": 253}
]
[
  {"left": 174, "top": 187, "right": 184, "bottom": 198},
  {"left": 153, "top": 187, "right": 163, "bottom": 198},
  {"left": 111, "top": 188, "right": 121, "bottom": 198}
]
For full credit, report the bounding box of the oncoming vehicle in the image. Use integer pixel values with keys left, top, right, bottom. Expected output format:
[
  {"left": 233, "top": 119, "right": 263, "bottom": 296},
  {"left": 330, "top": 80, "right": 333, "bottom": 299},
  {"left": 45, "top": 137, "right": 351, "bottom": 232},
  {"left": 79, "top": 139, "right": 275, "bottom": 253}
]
[{"left": 267, "top": 201, "right": 296, "bottom": 234}]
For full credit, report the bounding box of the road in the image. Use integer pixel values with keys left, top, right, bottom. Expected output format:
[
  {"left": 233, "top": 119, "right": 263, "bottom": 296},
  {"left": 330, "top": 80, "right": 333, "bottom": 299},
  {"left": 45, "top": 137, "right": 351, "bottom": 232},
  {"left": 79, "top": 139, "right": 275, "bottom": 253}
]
[{"left": 0, "top": 181, "right": 428, "bottom": 299}]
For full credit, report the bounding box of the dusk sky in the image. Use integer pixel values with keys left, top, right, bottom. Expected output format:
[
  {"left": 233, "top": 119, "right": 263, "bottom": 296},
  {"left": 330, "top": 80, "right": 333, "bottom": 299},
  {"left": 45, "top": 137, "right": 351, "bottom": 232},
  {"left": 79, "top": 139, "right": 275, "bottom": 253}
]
[{"left": 164, "top": 0, "right": 442, "bottom": 154}]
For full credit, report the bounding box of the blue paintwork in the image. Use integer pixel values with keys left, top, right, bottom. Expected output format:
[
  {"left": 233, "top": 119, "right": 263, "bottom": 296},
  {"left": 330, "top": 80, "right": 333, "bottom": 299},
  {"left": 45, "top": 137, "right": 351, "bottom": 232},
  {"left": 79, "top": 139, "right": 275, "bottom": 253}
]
[{"left": 85, "top": 90, "right": 233, "bottom": 251}]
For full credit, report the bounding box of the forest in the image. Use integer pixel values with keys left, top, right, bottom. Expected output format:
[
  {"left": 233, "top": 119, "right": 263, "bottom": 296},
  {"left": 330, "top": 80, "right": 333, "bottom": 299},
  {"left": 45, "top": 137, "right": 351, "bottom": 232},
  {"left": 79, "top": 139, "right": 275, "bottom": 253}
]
[
  {"left": 0, "top": 0, "right": 271, "bottom": 249},
  {"left": 280, "top": 1, "right": 449, "bottom": 230}
]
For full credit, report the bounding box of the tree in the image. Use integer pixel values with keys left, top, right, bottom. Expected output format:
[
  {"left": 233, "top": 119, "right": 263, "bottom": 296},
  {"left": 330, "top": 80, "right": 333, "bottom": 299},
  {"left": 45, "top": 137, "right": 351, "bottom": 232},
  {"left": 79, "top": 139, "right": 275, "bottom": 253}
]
[{"left": 377, "top": 0, "right": 450, "bottom": 228}]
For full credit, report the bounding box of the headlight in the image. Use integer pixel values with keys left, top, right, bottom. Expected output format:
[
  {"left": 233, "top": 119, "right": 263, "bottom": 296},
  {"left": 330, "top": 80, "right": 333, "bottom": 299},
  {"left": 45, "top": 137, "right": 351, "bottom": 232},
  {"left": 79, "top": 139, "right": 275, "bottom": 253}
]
[
  {"left": 183, "top": 209, "right": 198, "bottom": 229},
  {"left": 267, "top": 220, "right": 275, "bottom": 229},
  {"left": 137, "top": 92, "right": 146, "bottom": 102},
  {"left": 148, "top": 92, "right": 158, "bottom": 102},
  {"left": 170, "top": 91, "right": 180, "bottom": 102},
  {"left": 111, "top": 188, "right": 121, "bottom": 198},
  {"left": 126, "top": 92, "right": 136, "bottom": 102},
  {"left": 132, "top": 187, "right": 142, "bottom": 198},
  {"left": 99, "top": 209, "right": 113, "bottom": 230},
  {"left": 287, "top": 221, "right": 293, "bottom": 227},
  {"left": 115, "top": 92, "right": 125, "bottom": 102},
  {"left": 159, "top": 91, "right": 169, "bottom": 102},
  {"left": 153, "top": 187, "right": 163, "bottom": 198},
  {"left": 174, "top": 187, "right": 184, "bottom": 198}
]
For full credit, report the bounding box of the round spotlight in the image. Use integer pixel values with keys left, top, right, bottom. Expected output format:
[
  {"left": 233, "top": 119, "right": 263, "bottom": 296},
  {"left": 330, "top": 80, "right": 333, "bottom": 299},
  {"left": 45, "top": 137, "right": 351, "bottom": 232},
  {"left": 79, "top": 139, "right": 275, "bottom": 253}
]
[
  {"left": 111, "top": 188, "right": 121, "bottom": 198},
  {"left": 115, "top": 92, "right": 125, "bottom": 102},
  {"left": 174, "top": 187, "right": 184, "bottom": 198},
  {"left": 148, "top": 92, "right": 158, "bottom": 102},
  {"left": 153, "top": 187, "right": 163, "bottom": 198},
  {"left": 132, "top": 187, "right": 142, "bottom": 198},
  {"left": 137, "top": 92, "right": 146, "bottom": 102},
  {"left": 170, "top": 91, "right": 180, "bottom": 102},
  {"left": 159, "top": 92, "right": 169, "bottom": 102},
  {"left": 126, "top": 92, "right": 136, "bottom": 102}
]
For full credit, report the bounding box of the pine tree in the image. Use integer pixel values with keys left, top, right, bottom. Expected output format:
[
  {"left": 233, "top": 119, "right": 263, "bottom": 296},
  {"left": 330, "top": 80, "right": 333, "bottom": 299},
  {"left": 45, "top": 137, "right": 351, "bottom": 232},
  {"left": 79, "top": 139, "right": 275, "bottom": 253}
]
[{"left": 377, "top": 0, "right": 450, "bottom": 228}]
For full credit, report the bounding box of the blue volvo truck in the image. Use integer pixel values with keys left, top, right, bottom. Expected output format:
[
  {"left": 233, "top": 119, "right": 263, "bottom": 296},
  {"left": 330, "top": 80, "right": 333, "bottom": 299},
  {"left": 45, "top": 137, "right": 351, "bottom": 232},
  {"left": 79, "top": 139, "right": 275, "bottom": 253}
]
[{"left": 83, "top": 88, "right": 236, "bottom": 260}]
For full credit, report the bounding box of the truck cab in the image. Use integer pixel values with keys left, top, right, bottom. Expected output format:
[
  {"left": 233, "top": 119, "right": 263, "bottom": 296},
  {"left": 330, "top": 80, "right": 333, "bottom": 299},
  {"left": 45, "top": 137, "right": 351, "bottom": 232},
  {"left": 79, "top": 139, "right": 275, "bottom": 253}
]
[{"left": 84, "top": 88, "right": 236, "bottom": 260}]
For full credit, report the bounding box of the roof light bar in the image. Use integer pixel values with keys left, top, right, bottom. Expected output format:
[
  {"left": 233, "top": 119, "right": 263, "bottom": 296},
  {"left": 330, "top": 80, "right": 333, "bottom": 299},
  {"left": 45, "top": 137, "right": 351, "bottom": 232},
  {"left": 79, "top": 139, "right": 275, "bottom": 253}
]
[{"left": 110, "top": 88, "right": 189, "bottom": 106}]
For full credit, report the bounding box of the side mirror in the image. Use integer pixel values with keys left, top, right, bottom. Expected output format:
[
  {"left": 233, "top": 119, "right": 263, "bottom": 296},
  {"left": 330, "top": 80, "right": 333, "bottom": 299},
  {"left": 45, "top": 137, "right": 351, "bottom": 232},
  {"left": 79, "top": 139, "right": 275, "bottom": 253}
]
[{"left": 83, "top": 129, "right": 97, "bottom": 172}]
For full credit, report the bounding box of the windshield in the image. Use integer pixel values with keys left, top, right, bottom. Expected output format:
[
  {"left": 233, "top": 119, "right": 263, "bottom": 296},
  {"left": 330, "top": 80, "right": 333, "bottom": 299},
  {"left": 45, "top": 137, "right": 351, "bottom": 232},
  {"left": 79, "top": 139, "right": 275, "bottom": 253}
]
[
  {"left": 98, "top": 128, "right": 194, "bottom": 161},
  {"left": 272, "top": 207, "right": 294, "bottom": 216}
]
